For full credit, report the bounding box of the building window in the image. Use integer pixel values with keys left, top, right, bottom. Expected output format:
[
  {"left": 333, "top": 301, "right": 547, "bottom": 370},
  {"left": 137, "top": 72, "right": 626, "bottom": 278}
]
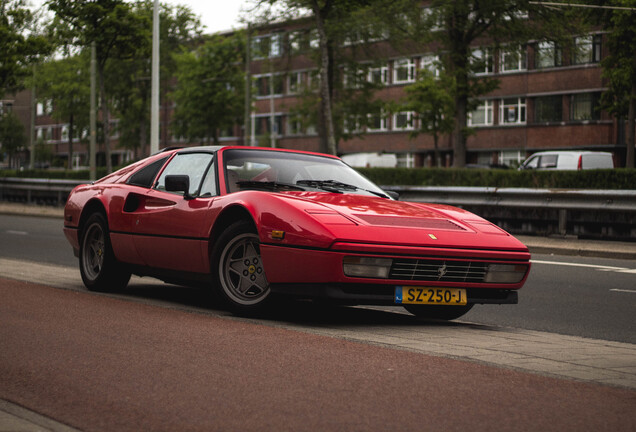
[
  {"left": 420, "top": 55, "right": 439, "bottom": 77},
  {"left": 288, "top": 71, "right": 304, "bottom": 94},
  {"left": 289, "top": 30, "right": 310, "bottom": 54},
  {"left": 367, "top": 111, "right": 387, "bottom": 132},
  {"left": 571, "top": 93, "right": 601, "bottom": 121},
  {"left": 500, "top": 46, "right": 527, "bottom": 73},
  {"left": 393, "top": 58, "right": 416, "bottom": 84},
  {"left": 251, "top": 33, "right": 283, "bottom": 59},
  {"left": 534, "top": 95, "right": 562, "bottom": 123},
  {"left": 471, "top": 48, "right": 493, "bottom": 75},
  {"left": 393, "top": 112, "right": 414, "bottom": 130},
  {"left": 367, "top": 64, "right": 388, "bottom": 85},
  {"left": 535, "top": 41, "right": 562, "bottom": 69},
  {"left": 469, "top": 100, "right": 494, "bottom": 126},
  {"left": 500, "top": 98, "right": 526, "bottom": 125},
  {"left": 286, "top": 116, "right": 302, "bottom": 135},
  {"left": 397, "top": 153, "right": 415, "bottom": 168},
  {"left": 255, "top": 74, "right": 284, "bottom": 98},
  {"left": 61, "top": 125, "right": 69, "bottom": 141},
  {"left": 573, "top": 35, "right": 602, "bottom": 65},
  {"left": 254, "top": 114, "right": 283, "bottom": 136},
  {"left": 343, "top": 116, "right": 362, "bottom": 134}
]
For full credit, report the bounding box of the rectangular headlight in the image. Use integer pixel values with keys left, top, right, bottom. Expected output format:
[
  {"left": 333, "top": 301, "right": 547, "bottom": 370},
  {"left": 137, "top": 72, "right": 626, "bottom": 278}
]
[
  {"left": 343, "top": 256, "right": 392, "bottom": 279},
  {"left": 484, "top": 264, "right": 528, "bottom": 283}
]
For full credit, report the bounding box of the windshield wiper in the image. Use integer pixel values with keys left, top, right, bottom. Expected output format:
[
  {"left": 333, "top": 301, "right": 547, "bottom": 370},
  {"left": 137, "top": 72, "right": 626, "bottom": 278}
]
[
  {"left": 236, "top": 180, "right": 306, "bottom": 192},
  {"left": 296, "top": 179, "right": 389, "bottom": 198}
]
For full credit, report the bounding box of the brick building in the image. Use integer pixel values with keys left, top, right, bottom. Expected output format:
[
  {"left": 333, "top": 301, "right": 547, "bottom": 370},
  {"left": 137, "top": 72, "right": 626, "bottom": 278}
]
[{"left": 3, "top": 16, "right": 625, "bottom": 169}]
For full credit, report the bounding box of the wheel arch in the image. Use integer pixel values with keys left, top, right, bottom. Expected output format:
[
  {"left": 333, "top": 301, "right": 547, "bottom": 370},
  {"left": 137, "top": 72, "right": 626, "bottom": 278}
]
[
  {"left": 78, "top": 198, "right": 108, "bottom": 235},
  {"left": 208, "top": 204, "right": 258, "bottom": 255}
]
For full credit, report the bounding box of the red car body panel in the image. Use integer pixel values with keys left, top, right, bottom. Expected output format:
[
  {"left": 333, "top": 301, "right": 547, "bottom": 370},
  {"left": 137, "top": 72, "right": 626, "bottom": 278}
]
[{"left": 64, "top": 146, "right": 531, "bottom": 304}]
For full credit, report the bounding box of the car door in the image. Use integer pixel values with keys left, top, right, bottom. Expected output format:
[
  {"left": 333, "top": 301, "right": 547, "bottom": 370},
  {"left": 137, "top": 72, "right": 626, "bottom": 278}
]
[{"left": 130, "top": 152, "right": 219, "bottom": 273}]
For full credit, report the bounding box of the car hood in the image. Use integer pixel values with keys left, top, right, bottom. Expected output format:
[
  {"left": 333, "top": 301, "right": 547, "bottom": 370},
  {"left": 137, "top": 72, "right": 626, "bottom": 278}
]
[{"left": 278, "top": 192, "right": 529, "bottom": 253}]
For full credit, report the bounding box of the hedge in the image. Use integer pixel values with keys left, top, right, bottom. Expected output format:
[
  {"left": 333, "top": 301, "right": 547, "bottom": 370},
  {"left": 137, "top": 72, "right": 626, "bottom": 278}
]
[
  {"left": 2, "top": 167, "right": 635, "bottom": 190},
  {"left": 356, "top": 168, "right": 636, "bottom": 190}
]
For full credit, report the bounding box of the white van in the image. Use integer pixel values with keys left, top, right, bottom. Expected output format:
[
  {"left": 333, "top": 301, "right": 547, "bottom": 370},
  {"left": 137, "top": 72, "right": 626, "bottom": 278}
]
[
  {"left": 519, "top": 151, "right": 614, "bottom": 170},
  {"left": 340, "top": 152, "right": 398, "bottom": 168}
]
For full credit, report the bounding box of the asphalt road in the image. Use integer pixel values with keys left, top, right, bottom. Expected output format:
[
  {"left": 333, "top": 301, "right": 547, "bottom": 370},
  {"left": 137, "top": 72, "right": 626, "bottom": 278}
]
[
  {"left": 1, "top": 213, "right": 635, "bottom": 343},
  {"left": 1, "top": 213, "right": 636, "bottom": 431}
]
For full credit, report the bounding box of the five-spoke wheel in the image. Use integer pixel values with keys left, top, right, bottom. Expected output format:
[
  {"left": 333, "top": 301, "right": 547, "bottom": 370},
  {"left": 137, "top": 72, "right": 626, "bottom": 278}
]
[
  {"left": 79, "top": 213, "right": 131, "bottom": 292},
  {"left": 213, "top": 220, "right": 271, "bottom": 313}
]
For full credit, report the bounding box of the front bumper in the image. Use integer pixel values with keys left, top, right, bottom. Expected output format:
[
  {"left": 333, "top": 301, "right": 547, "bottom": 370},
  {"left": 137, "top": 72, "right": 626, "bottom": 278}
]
[{"left": 270, "top": 283, "right": 518, "bottom": 305}]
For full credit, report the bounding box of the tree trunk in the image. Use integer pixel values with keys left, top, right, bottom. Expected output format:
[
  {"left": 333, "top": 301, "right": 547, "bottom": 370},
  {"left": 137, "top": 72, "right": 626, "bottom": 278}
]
[
  {"left": 433, "top": 133, "right": 441, "bottom": 167},
  {"left": 68, "top": 113, "right": 73, "bottom": 170},
  {"left": 453, "top": 95, "right": 467, "bottom": 167},
  {"left": 627, "top": 80, "right": 635, "bottom": 168},
  {"left": 311, "top": 0, "right": 337, "bottom": 156}
]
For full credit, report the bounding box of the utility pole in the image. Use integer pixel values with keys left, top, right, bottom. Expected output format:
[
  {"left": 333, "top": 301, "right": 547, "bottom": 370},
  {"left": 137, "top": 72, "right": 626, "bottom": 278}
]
[
  {"left": 150, "top": 0, "right": 160, "bottom": 155},
  {"left": 90, "top": 42, "right": 96, "bottom": 180},
  {"left": 244, "top": 24, "right": 251, "bottom": 146}
]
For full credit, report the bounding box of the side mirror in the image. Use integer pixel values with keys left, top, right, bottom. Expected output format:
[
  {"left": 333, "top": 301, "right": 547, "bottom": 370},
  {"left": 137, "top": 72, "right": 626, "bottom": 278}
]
[{"left": 165, "top": 175, "right": 193, "bottom": 199}]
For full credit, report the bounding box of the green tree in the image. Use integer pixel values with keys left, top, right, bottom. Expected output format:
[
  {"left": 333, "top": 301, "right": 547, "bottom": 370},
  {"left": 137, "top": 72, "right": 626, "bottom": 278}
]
[
  {"left": 108, "top": 1, "right": 202, "bottom": 158},
  {"left": 47, "top": 0, "right": 150, "bottom": 173},
  {"left": 0, "top": 0, "right": 51, "bottom": 97},
  {"left": 254, "top": 0, "right": 386, "bottom": 155},
  {"left": 34, "top": 53, "right": 90, "bottom": 168},
  {"left": 0, "top": 111, "right": 27, "bottom": 168},
  {"left": 403, "top": 70, "right": 455, "bottom": 167},
  {"left": 171, "top": 33, "right": 246, "bottom": 144},
  {"left": 377, "top": 0, "right": 581, "bottom": 166},
  {"left": 600, "top": 0, "right": 636, "bottom": 168}
]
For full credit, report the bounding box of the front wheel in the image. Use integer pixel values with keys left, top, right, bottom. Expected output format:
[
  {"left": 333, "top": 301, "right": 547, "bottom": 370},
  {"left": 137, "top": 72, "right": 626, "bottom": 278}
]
[
  {"left": 404, "top": 304, "right": 474, "bottom": 321},
  {"left": 79, "top": 213, "right": 131, "bottom": 292},
  {"left": 212, "top": 220, "right": 271, "bottom": 314}
]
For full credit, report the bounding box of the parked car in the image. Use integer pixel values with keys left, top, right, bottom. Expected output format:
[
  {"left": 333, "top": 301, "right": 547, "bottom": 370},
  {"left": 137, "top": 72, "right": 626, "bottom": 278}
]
[
  {"left": 63, "top": 146, "right": 531, "bottom": 319},
  {"left": 519, "top": 151, "right": 614, "bottom": 170}
]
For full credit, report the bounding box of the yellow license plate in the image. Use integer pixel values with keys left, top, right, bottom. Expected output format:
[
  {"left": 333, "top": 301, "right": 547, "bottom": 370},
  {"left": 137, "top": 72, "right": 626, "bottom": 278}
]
[{"left": 395, "top": 287, "right": 467, "bottom": 305}]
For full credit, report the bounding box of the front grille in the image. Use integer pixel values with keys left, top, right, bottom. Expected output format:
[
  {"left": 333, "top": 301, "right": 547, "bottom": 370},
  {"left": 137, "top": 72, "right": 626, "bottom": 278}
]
[{"left": 389, "top": 259, "right": 488, "bottom": 283}]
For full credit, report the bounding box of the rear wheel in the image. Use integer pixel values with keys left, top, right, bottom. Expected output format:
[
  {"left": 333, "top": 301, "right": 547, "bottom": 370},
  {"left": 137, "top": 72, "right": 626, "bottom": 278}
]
[
  {"left": 79, "top": 213, "right": 131, "bottom": 292},
  {"left": 212, "top": 220, "right": 271, "bottom": 314},
  {"left": 404, "top": 304, "right": 474, "bottom": 321}
]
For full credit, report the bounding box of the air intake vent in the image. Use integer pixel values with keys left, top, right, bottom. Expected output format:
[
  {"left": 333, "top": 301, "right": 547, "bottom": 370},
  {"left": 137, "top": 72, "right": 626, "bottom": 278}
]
[
  {"left": 390, "top": 259, "right": 487, "bottom": 282},
  {"left": 355, "top": 214, "right": 465, "bottom": 231}
]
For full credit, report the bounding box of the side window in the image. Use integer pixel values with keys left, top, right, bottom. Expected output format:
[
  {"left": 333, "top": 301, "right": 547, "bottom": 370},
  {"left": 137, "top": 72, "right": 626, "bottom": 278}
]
[
  {"left": 126, "top": 156, "right": 169, "bottom": 188},
  {"left": 199, "top": 162, "right": 217, "bottom": 197},
  {"left": 539, "top": 155, "right": 558, "bottom": 168},
  {"left": 523, "top": 156, "right": 539, "bottom": 169},
  {"left": 155, "top": 153, "right": 214, "bottom": 196}
]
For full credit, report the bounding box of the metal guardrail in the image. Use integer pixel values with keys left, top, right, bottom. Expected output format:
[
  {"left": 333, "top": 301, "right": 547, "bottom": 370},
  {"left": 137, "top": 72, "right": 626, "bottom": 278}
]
[
  {"left": 0, "top": 177, "right": 86, "bottom": 206},
  {"left": 383, "top": 185, "right": 636, "bottom": 240},
  {"left": 1, "top": 178, "right": 635, "bottom": 239},
  {"left": 383, "top": 186, "right": 636, "bottom": 212}
]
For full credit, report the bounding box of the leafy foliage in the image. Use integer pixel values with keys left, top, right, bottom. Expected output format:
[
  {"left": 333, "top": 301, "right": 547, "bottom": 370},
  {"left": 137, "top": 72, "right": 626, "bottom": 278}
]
[
  {"left": 0, "top": 111, "right": 27, "bottom": 166},
  {"left": 0, "top": 0, "right": 52, "bottom": 96},
  {"left": 171, "top": 33, "right": 246, "bottom": 144},
  {"left": 357, "top": 167, "right": 636, "bottom": 190}
]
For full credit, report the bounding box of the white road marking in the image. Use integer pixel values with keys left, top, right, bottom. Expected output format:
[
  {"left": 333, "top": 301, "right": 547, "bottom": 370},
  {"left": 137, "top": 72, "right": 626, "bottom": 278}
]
[
  {"left": 6, "top": 230, "right": 28, "bottom": 236},
  {"left": 531, "top": 259, "right": 627, "bottom": 271},
  {"left": 609, "top": 289, "right": 636, "bottom": 294}
]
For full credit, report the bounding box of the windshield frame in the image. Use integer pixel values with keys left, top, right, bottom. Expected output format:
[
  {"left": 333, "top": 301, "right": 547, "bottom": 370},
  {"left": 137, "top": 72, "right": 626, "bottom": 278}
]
[{"left": 221, "top": 148, "right": 389, "bottom": 198}]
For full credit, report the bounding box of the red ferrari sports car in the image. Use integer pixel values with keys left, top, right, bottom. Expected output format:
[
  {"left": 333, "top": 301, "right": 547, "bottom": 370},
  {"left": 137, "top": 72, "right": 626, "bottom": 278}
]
[{"left": 63, "top": 146, "right": 531, "bottom": 319}]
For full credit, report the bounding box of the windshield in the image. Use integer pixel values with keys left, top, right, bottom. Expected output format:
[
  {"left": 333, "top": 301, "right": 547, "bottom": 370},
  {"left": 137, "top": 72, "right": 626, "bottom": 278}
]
[{"left": 223, "top": 149, "right": 389, "bottom": 198}]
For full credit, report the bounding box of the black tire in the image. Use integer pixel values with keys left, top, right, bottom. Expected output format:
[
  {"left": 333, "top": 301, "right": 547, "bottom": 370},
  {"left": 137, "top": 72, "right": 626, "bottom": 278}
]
[
  {"left": 211, "top": 220, "right": 272, "bottom": 314},
  {"left": 404, "top": 304, "right": 474, "bottom": 321},
  {"left": 79, "top": 212, "right": 131, "bottom": 292}
]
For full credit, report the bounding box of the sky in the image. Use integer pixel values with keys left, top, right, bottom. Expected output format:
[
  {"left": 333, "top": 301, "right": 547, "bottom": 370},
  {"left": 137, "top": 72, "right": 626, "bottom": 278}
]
[
  {"left": 28, "top": 0, "right": 252, "bottom": 34},
  {"left": 163, "top": 0, "right": 250, "bottom": 33}
]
